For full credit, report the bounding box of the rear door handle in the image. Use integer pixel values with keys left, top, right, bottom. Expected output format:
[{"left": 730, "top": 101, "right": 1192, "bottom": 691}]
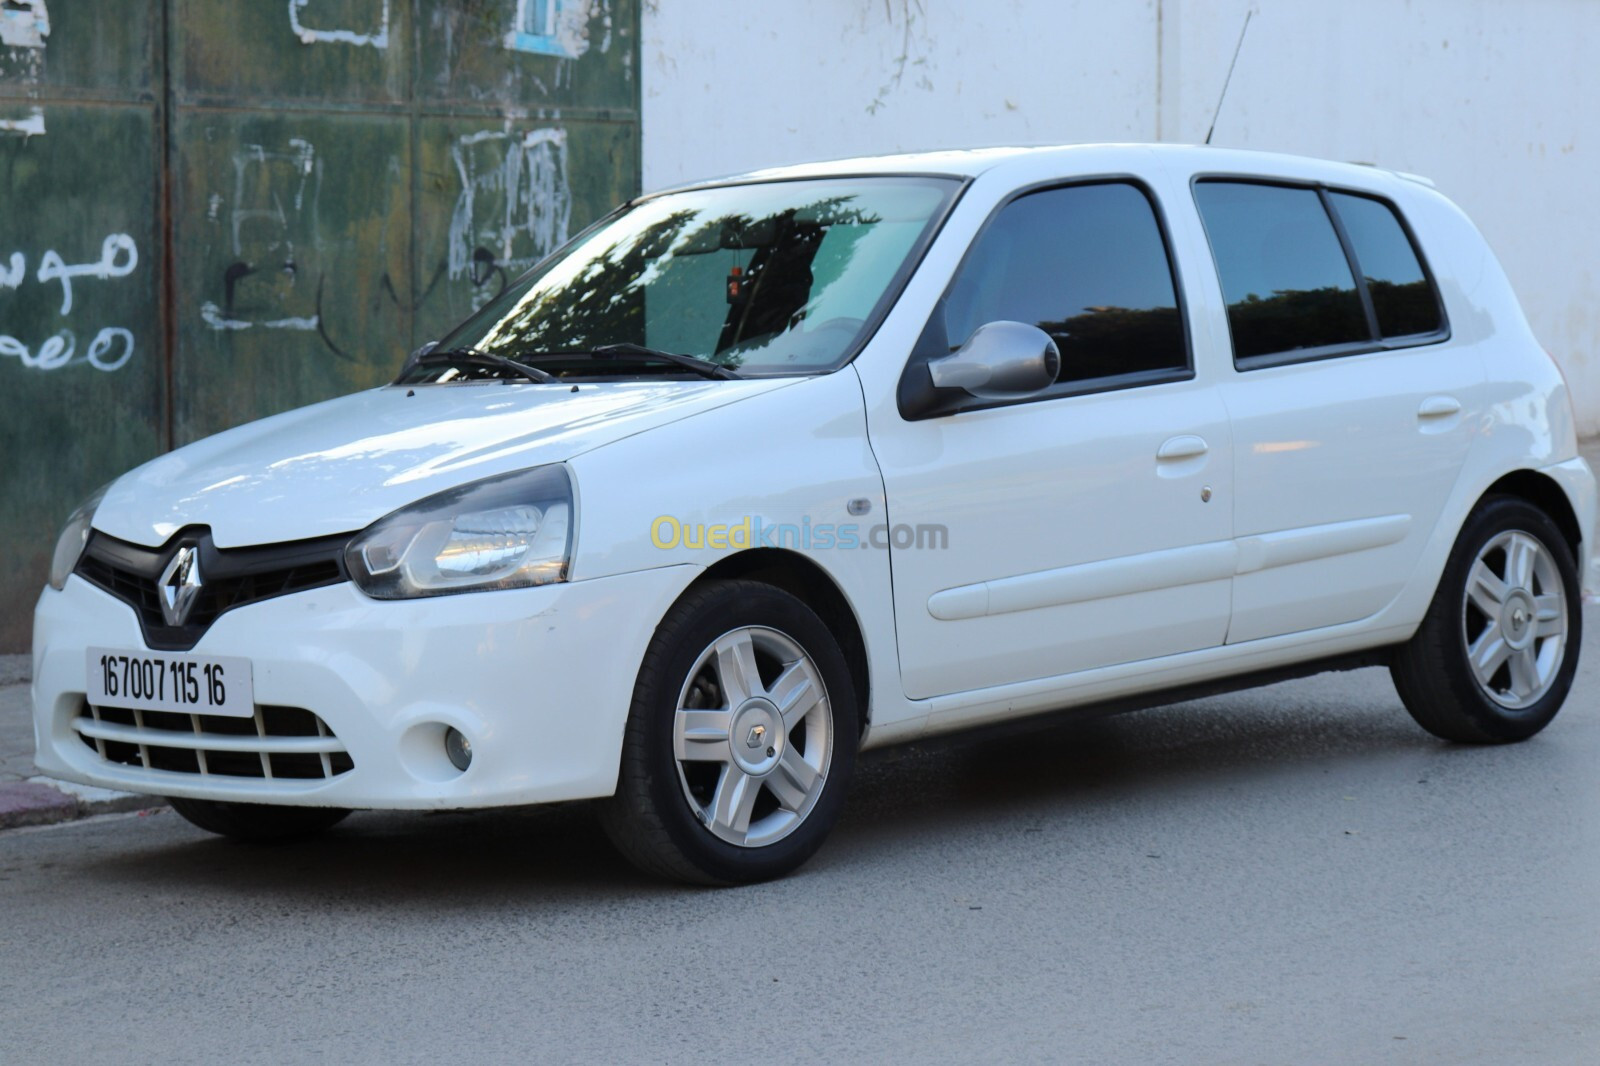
[
  {"left": 1417, "top": 396, "right": 1461, "bottom": 419},
  {"left": 1157, "top": 435, "right": 1209, "bottom": 461}
]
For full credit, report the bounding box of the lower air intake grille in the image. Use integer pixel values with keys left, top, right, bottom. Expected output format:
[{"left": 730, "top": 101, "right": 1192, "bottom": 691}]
[{"left": 75, "top": 702, "right": 354, "bottom": 782}]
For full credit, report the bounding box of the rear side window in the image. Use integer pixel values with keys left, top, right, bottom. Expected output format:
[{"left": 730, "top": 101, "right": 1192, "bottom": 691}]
[
  {"left": 1194, "top": 180, "right": 1446, "bottom": 366},
  {"left": 1328, "top": 191, "right": 1443, "bottom": 339},
  {"left": 1192, "top": 183, "right": 1369, "bottom": 360},
  {"left": 943, "top": 181, "right": 1188, "bottom": 386}
]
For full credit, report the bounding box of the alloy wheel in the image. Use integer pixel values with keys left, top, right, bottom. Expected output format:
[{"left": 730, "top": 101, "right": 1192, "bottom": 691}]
[
  {"left": 672, "top": 626, "right": 833, "bottom": 847},
  {"left": 1461, "top": 529, "right": 1568, "bottom": 710}
]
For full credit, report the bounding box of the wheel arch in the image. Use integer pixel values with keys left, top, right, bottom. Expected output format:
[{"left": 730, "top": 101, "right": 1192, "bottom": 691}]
[
  {"left": 1481, "top": 469, "right": 1582, "bottom": 557},
  {"left": 688, "top": 548, "right": 873, "bottom": 735}
]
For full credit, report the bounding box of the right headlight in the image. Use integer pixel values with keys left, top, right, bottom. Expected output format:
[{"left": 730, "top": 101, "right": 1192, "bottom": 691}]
[
  {"left": 346, "top": 465, "right": 575, "bottom": 599},
  {"left": 48, "top": 483, "right": 110, "bottom": 591}
]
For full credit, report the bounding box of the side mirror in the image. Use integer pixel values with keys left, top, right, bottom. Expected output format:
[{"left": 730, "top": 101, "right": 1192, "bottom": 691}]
[{"left": 927, "top": 321, "right": 1060, "bottom": 399}]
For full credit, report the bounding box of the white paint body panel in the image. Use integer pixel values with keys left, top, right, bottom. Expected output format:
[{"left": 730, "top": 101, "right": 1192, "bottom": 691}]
[
  {"left": 32, "top": 144, "right": 1598, "bottom": 809},
  {"left": 873, "top": 377, "right": 1235, "bottom": 699},
  {"left": 92, "top": 378, "right": 796, "bottom": 548},
  {"left": 34, "top": 565, "right": 697, "bottom": 807}
]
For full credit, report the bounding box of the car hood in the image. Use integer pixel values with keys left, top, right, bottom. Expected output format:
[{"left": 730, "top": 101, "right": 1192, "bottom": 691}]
[{"left": 94, "top": 379, "right": 798, "bottom": 548}]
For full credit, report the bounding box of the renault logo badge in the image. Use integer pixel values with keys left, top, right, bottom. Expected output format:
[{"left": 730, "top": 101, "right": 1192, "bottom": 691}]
[
  {"left": 745, "top": 724, "right": 767, "bottom": 749},
  {"left": 159, "top": 546, "right": 203, "bottom": 627}
]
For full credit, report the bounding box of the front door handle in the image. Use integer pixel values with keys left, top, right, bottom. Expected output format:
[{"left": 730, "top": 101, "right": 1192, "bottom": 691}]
[
  {"left": 1157, "top": 435, "right": 1209, "bottom": 462},
  {"left": 1417, "top": 395, "right": 1462, "bottom": 419}
]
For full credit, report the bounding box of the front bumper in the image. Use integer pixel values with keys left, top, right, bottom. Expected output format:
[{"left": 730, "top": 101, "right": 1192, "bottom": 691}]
[{"left": 31, "top": 565, "right": 698, "bottom": 808}]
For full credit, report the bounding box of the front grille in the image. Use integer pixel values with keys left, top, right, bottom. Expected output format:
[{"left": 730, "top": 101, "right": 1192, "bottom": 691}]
[
  {"left": 75, "top": 702, "right": 355, "bottom": 782},
  {"left": 75, "top": 527, "right": 350, "bottom": 651}
]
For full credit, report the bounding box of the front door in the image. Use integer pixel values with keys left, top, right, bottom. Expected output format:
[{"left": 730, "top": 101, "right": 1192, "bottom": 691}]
[{"left": 868, "top": 179, "right": 1235, "bottom": 700}]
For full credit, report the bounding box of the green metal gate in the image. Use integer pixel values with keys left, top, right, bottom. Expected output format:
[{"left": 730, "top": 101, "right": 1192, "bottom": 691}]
[{"left": 0, "top": 1, "right": 640, "bottom": 649}]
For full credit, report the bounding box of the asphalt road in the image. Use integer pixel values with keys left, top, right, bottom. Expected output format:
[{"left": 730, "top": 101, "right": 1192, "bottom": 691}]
[{"left": 3, "top": 610, "right": 1599, "bottom": 1064}]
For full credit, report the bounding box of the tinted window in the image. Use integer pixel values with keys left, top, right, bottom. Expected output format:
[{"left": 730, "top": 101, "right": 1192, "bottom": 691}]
[
  {"left": 944, "top": 182, "right": 1186, "bottom": 384},
  {"left": 1194, "top": 182, "right": 1371, "bottom": 361},
  {"left": 1329, "top": 191, "right": 1442, "bottom": 339}
]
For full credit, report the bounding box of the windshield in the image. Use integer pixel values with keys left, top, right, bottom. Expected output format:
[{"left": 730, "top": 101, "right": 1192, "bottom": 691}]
[{"left": 410, "top": 176, "right": 959, "bottom": 380}]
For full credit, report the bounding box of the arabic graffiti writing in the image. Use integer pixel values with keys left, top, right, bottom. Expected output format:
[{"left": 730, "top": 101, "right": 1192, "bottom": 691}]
[
  {"left": 0, "top": 327, "right": 133, "bottom": 372},
  {"left": 0, "top": 234, "right": 140, "bottom": 373},
  {"left": 36, "top": 234, "right": 139, "bottom": 315}
]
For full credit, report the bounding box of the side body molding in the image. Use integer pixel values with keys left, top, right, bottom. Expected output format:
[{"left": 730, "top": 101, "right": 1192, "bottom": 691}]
[{"left": 928, "top": 515, "right": 1412, "bottom": 622}]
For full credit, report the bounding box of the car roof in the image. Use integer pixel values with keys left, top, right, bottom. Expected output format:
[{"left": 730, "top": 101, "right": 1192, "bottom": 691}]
[{"left": 651, "top": 143, "right": 1435, "bottom": 198}]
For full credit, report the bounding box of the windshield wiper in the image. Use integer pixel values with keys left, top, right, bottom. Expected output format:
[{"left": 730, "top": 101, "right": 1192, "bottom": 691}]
[
  {"left": 590, "top": 344, "right": 743, "bottom": 380},
  {"left": 418, "top": 347, "right": 558, "bottom": 384}
]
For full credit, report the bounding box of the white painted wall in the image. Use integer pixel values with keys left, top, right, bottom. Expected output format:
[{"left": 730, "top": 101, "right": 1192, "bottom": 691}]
[
  {"left": 640, "top": 1, "right": 1162, "bottom": 185},
  {"left": 642, "top": 0, "right": 1600, "bottom": 435}
]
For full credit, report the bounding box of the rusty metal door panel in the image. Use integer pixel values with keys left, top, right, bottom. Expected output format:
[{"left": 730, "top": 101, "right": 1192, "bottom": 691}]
[
  {"left": 0, "top": 103, "right": 165, "bottom": 649},
  {"left": 0, "top": 1, "right": 159, "bottom": 101},
  {"left": 412, "top": 114, "right": 638, "bottom": 341},
  {"left": 171, "top": 110, "right": 413, "bottom": 444},
  {"left": 0, "top": 0, "right": 640, "bottom": 649},
  {"left": 177, "top": 0, "right": 410, "bottom": 106}
]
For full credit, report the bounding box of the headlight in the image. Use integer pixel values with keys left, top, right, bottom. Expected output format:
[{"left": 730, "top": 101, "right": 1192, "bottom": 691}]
[
  {"left": 48, "top": 484, "right": 110, "bottom": 591},
  {"left": 346, "top": 465, "right": 575, "bottom": 599}
]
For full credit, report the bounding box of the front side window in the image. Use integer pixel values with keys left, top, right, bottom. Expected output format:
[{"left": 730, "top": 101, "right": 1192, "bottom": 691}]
[
  {"left": 942, "top": 181, "right": 1188, "bottom": 386},
  {"left": 418, "top": 176, "right": 957, "bottom": 380}
]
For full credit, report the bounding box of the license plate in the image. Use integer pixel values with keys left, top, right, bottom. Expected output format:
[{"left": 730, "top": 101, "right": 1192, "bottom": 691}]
[{"left": 86, "top": 647, "right": 255, "bottom": 718}]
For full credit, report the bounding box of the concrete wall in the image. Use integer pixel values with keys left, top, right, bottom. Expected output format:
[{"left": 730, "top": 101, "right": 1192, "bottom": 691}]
[{"left": 642, "top": 0, "right": 1600, "bottom": 434}]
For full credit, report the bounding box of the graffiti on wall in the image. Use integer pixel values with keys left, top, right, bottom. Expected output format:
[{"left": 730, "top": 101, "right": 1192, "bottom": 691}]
[
  {"left": 0, "top": 0, "right": 48, "bottom": 137},
  {"left": 0, "top": 0, "right": 48, "bottom": 49},
  {"left": 448, "top": 128, "right": 572, "bottom": 309},
  {"left": 200, "top": 138, "right": 325, "bottom": 333},
  {"left": 506, "top": 0, "right": 612, "bottom": 58},
  {"left": 287, "top": 0, "right": 389, "bottom": 49},
  {"left": 0, "top": 106, "right": 43, "bottom": 137},
  {"left": 0, "top": 233, "right": 138, "bottom": 372}
]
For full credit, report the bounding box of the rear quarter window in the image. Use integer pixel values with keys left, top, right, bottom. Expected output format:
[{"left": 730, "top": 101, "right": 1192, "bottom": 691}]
[{"left": 1327, "top": 191, "right": 1443, "bottom": 339}]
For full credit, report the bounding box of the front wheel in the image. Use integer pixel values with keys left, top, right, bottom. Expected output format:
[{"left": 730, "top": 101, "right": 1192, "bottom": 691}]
[
  {"left": 1392, "top": 496, "right": 1581, "bottom": 743},
  {"left": 599, "top": 580, "right": 859, "bottom": 885},
  {"left": 167, "top": 797, "right": 351, "bottom": 842}
]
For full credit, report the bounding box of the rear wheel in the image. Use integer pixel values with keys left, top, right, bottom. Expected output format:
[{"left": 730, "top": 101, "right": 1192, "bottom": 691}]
[
  {"left": 599, "top": 580, "right": 859, "bottom": 885},
  {"left": 167, "top": 797, "right": 351, "bottom": 842},
  {"left": 1392, "top": 496, "right": 1580, "bottom": 743}
]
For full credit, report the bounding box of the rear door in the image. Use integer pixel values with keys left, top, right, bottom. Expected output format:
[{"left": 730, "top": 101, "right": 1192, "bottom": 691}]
[{"left": 1191, "top": 180, "right": 1481, "bottom": 644}]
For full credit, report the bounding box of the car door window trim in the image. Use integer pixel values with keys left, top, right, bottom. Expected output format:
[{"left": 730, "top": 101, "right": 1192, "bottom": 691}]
[
  {"left": 1190, "top": 174, "right": 1451, "bottom": 370},
  {"left": 897, "top": 174, "right": 1195, "bottom": 421}
]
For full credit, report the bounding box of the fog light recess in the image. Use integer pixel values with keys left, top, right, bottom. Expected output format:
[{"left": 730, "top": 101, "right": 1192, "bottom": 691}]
[{"left": 444, "top": 727, "right": 473, "bottom": 772}]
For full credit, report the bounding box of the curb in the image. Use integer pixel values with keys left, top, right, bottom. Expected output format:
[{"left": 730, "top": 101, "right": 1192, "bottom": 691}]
[{"left": 0, "top": 777, "right": 159, "bottom": 831}]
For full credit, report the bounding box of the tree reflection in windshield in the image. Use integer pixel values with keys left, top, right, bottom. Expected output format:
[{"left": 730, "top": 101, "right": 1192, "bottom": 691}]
[{"left": 435, "top": 178, "right": 956, "bottom": 376}]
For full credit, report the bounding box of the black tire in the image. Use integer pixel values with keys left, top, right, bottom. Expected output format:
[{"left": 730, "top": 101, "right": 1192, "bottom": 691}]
[
  {"left": 1392, "top": 496, "right": 1581, "bottom": 743},
  {"left": 167, "top": 797, "right": 351, "bottom": 842},
  {"left": 599, "top": 579, "right": 859, "bottom": 885}
]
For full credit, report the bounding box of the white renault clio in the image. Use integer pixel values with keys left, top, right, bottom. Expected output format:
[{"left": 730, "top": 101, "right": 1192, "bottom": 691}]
[{"left": 33, "top": 145, "right": 1596, "bottom": 883}]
